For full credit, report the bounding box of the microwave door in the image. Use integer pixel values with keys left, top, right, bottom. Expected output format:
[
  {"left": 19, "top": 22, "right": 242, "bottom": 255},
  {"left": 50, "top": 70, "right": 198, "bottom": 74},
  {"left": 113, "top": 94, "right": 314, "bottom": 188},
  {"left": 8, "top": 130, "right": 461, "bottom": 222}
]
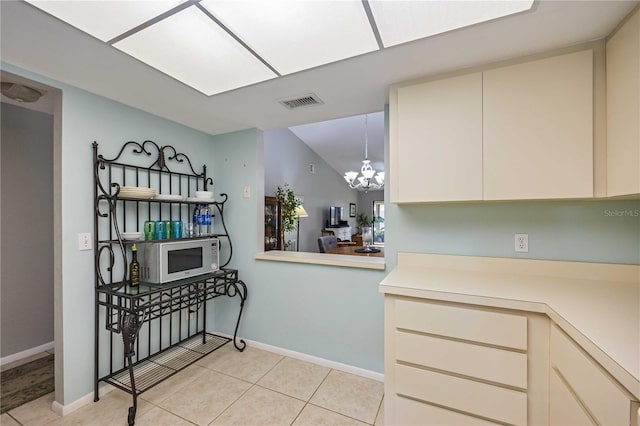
[{"left": 167, "top": 246, "right": 203, "bottom": 275}]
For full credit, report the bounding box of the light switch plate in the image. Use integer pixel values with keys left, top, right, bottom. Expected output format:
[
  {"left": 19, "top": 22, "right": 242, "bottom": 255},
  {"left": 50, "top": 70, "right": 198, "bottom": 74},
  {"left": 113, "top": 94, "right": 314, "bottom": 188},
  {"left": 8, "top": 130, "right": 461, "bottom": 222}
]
[
  {"left": 243, "top": 186, "right": 250, "bottom": 198},
  {"left": 78, "top": 233, "right": 92, "bottom": 251}
]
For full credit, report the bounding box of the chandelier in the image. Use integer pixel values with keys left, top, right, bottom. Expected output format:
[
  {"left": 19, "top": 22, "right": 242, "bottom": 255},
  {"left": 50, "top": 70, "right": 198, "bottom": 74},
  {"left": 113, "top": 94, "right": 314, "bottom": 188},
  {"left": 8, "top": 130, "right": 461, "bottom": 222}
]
[{"left": 344, "top": 114, "right": 384, "bottom": 191}]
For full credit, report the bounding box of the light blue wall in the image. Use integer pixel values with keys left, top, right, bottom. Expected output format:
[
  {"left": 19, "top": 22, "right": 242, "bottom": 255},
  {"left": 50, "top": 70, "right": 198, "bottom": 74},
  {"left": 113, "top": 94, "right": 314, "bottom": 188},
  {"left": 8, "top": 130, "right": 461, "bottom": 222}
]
[
  {"left": 213, "top": 129, "right": 386, "bottom": 372},
  {"left": 1, "top": 63, "right": 217, "bottom": 404},
  {"left": 386, "top": 199, "right": 640, "bottom": 267}
]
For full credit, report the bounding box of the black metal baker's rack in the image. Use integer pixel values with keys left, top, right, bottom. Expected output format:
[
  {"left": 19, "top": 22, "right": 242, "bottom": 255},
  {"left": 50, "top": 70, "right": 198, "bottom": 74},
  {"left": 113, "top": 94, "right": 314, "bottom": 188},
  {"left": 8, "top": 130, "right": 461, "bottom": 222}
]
[{"left": 93, "top": 141, "right": 247, "bottom": 425}]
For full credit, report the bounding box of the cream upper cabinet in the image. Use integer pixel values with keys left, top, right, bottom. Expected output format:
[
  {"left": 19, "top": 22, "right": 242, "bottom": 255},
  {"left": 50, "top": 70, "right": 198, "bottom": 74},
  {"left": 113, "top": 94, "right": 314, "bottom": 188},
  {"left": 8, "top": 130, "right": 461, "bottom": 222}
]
[
  {"left": 483, "top": 50, "right": 594, "bottom": 200},
  {"left": 390, "top": 72, "right": 483, "bottom": 203},
  {"left": 607, "top": 7, "right": 640, "bottom": 196},
  {"left": 390, "top": 48, "right": 595, "bottom": 203}
]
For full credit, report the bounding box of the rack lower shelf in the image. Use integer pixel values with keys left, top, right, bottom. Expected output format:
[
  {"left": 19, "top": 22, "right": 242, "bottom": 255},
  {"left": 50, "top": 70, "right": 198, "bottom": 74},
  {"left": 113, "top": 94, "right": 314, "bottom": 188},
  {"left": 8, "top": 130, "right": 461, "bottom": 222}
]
[{"left": 102, "top": 333, "right": 230, "bottom": 394}]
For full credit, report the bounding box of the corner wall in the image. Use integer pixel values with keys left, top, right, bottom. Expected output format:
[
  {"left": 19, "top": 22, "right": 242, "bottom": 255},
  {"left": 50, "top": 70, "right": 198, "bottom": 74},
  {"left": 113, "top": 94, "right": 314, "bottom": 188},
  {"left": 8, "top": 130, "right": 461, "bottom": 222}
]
[
  {"left": 1, "top": 62, "right": 219, "bottom": 405},
  {"left": 1, "top": 102, "right": 54, "bottom": 357}
]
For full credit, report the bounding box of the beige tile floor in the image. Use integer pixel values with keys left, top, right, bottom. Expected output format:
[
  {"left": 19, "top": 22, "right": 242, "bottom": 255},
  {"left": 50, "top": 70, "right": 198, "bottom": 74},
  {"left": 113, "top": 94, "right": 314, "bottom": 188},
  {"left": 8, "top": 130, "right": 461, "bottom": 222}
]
[{"left": 1, "top": 345, "right": 384, "bottom": 426}]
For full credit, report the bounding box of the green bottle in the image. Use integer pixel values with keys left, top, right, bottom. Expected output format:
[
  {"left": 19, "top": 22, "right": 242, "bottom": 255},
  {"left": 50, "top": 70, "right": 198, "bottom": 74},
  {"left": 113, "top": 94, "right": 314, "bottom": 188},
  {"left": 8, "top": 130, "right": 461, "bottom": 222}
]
[{"left": 129, "top": 244, "right": 140, "bottom": 286}]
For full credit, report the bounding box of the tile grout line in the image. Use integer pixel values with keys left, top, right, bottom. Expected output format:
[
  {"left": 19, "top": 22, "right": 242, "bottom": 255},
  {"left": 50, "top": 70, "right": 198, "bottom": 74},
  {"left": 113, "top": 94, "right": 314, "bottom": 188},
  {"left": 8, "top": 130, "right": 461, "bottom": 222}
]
[
  {"left": 298, "top": 367, "right": 380, "bottom": 425},
  {"left": 146, "top": 404, "right": 198, "bottom": 426},
  {"left": 288, "top": 364, "right": 333, "bottom": 425},
  {"left": 305, "top": 369, "right": 382, "bottom": 425},
  {"left": 6, "top": 412, "right": 24, "bottom": 426},
  {"left": 203, "top": 351, "right": 287, "bottom": 425},
  {"left": 374, "top": 395, "right": 384, "bottom": 425}
]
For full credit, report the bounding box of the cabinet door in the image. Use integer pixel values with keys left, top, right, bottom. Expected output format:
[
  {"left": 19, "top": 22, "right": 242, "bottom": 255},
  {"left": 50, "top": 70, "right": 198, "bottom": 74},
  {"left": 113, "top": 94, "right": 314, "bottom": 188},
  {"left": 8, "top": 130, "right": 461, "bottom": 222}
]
[
  {"left": 549, "top": 368, "right": 596, "bottom": 425},
  {"left": 550, "top": 324, "right": 634, "bottom": 426},
  {"left": 607, "top": 8, "right": 640, "bottom": 196},
  {"left": 483, "top": 50, "right": 594, "bottom": 200},
  {"left": 391, "top": 72, "right": 483, "bottom": 202},
  {"left": 264, "top": 196, "right": 281, "bottom": 251}
]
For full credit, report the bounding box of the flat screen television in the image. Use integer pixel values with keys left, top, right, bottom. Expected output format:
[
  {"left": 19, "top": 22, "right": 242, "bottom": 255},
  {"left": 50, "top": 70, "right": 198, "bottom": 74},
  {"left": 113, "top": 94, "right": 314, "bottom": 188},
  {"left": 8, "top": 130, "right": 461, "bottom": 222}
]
[{"left": 329, "top": 206, "right": 343, "bottom": 227}]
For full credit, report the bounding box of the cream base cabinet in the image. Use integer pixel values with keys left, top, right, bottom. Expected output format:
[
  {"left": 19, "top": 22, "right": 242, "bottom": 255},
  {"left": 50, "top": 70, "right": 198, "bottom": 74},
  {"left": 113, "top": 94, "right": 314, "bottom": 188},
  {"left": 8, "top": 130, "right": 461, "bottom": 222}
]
[
  {"left": 483, "top": 49, "right": 594, "bottom": 200},
  {"left": 390, "top": 72, "right": 483, "bottom": 203},
  {"left": 550, "top": 324, "right": 638, "bottom": 426},
  {"left": 606, "top": 7, "right": 640, "bottom": 196},
  {"left": 383, "top": 296, "right": 549, "bottom": 425}
]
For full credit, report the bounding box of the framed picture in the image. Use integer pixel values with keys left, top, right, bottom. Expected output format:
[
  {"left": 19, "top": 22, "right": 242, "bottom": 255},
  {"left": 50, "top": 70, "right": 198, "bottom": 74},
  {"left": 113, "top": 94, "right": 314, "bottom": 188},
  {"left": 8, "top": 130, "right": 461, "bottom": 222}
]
[{"left": 349, "top": 203, "right": 356, "bottom": 217}]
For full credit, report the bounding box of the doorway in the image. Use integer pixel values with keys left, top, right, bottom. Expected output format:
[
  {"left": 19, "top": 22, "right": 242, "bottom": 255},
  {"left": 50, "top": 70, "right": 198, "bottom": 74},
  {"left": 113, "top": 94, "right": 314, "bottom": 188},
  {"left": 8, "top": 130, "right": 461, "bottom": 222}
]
[{"left": 0, "top": 71, "right": 61, "bottom": 413}]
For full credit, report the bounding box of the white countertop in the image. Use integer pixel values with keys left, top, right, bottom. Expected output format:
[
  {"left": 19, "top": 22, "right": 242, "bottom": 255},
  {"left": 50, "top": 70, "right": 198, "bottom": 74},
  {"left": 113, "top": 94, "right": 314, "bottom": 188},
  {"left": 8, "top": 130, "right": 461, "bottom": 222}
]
[
  {"left": 379, "top": 253, "right": 640, "bottom": 399},
  {"left": 256, "top": 250, "right": 385, "bottom": 270}
]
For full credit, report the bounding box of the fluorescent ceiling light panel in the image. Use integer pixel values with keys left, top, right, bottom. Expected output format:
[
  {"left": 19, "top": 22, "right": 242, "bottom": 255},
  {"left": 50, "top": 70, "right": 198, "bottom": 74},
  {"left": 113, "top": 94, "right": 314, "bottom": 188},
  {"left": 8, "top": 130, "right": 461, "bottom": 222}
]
[
  {"left": 369, "top": 0, "right": 535, "bottom": 47},
  {"left": 200, "top": 0, "right": 379, "bottom": 75},
  {"left": 25, "top": 0, "right": 185, "bottom": 42},
  {"left": 113, "top": 7, "right": 277, "bottom": 96}
]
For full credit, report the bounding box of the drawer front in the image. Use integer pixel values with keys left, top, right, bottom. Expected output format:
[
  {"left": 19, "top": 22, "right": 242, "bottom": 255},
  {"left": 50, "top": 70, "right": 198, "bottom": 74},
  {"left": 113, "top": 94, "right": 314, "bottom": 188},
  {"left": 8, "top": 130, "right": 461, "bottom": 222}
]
[
  {"left": 549, "top": 368, "right": 596, "bottom": 425},
  {"left": 550, "top": 325, "right": 631, "bottom": 425},
  {"left": 395, "top": 299, "right": 527, "bottom": 350},
  {"left": 395, "top": 395, "right": 500, "bottom": 425},
  {"left": 396, "top": 330, "right": 527, "bottom": 389},
  {"left": 396, "top": 363, "right": 527, "bottom": 426}
]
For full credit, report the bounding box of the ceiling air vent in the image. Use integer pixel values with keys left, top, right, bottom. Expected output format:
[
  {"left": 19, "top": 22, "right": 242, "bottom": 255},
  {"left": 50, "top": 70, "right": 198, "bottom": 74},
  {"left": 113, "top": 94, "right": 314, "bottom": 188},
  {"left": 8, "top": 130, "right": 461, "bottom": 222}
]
[{"left": 278, "top": 93, "right": 324, "bottom": 110}]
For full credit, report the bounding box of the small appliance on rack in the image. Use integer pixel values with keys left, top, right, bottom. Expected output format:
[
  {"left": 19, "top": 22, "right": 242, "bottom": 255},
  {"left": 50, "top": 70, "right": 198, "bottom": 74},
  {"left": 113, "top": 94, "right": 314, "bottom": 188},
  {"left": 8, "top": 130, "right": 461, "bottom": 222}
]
[
  {"left": 138, "top": 239, "right": 219, "bottom": 284},
  {"left": 93, "top": 140, "right": 247, "bottom": 426}
]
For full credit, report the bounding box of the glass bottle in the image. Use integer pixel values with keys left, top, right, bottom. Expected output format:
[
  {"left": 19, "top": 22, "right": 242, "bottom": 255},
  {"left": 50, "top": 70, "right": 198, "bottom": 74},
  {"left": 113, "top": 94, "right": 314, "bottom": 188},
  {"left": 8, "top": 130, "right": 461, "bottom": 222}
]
[
  {"left": 201, "top": 205, "right": 210, "bottom": 236},
  {"left": 192, "top": 205, "right": 201, "bottom": 237},
  {"left": 129, "top": 243, "right": 140, "bottom": 286}
]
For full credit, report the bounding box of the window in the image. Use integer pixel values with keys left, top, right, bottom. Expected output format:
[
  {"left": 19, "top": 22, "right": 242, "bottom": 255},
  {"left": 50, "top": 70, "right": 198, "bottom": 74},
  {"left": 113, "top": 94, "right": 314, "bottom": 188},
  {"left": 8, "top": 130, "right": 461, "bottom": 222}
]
[{"left": 373, "top": 200, "right": 384, "bottom": 245}]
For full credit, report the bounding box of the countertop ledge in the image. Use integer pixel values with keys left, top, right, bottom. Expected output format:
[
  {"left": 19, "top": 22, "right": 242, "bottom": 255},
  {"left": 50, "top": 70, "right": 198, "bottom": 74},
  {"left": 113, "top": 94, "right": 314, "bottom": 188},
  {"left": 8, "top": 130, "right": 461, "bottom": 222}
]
[
  {"left": 379, "top": 253, "right": 640, "bottom": 400},
  {"left": 256, "top": 250, "right": 385, "bottom": 270}
]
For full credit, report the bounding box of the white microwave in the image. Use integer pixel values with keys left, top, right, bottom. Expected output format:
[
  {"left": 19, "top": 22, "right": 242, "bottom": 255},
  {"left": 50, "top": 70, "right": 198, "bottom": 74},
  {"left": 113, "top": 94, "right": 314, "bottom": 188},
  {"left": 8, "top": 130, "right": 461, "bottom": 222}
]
[{"left": 139, "top": 239, "right": 219, "bottom": 284}]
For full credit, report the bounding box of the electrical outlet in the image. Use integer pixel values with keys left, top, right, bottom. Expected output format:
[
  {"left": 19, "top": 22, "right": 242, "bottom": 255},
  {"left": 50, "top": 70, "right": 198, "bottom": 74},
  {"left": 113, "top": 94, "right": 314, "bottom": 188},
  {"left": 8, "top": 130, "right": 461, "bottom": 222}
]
[
  {"left": 515, "top": 233, "right": 529, "bottom": 253},
  {"left": 78, "top": 233, "right": 92, "bottom": 251}
]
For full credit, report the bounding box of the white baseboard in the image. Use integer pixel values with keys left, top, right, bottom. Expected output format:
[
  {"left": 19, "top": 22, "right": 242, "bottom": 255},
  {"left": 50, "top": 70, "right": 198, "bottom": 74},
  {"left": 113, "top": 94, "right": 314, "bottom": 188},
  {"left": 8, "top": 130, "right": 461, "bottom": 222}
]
[
  {"left": 0, "top": 341, "right": 54, "bottom": 366},
  {"left": 221, "top": 334, "right": 384, "bottom": 382},
  {"left": 52, "top": 333, "right": 383, "bottom": 416},
  {"left": 51, "top": 384, "right": 114, "bottom": 417}
]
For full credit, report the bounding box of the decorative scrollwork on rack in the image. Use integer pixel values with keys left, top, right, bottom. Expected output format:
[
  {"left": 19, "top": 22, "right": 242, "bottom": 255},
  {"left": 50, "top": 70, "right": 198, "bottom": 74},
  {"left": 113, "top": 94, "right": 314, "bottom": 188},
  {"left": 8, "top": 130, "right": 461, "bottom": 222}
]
[
  {"left": 226, "top": 279, "right": 247, "bottom": 352},
  {"left": 96, "top": 139, "right": 204, "bottom": 177},
  {"left": 95, "top": 196, "right": 128, "bottom": 290},
  {"left": 212, "top": 193, "right": 233, "bottom": 268},
  {"left": 94, "top": 155, "right": 115, "bottom": 198},
  {"left": 95, "top": 195, "right": 110, "bottom": 218},
  {"left": 97, "top": 140, "right": 152, "bottom": 164},
  {"left": 96, "top": 244, "right": 116, "bottom": 289},
  {"left": 161, "top": 144, "right": 204, "bottom": 177}
]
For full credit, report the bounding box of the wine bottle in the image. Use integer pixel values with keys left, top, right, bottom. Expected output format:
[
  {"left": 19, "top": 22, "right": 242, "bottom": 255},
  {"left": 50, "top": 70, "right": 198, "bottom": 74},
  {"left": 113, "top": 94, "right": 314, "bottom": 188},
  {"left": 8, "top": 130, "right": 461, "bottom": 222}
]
[{"left": 129, "top": 243, "right": 140, "bottom": 286}]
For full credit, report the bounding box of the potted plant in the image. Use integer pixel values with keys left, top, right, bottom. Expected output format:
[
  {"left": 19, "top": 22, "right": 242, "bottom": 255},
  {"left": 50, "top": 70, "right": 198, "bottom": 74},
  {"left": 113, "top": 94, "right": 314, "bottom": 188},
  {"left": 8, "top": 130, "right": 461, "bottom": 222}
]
[
  {"left": 356, "top": 213, "right": 383, "bottom": 231},
  {"left": 275, "top": 183, "right": 300, "bottom": 250}
]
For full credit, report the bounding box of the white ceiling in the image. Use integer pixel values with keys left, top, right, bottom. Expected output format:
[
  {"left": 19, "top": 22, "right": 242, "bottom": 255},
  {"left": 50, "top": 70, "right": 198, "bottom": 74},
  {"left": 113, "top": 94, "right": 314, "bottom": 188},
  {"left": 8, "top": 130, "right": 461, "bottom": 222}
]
[
  {"left": 1, "top": 0, "right": 638, "bottom": 175},
  {"left": 289, "top": 111, "right": 384, "bottom": 179}
]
